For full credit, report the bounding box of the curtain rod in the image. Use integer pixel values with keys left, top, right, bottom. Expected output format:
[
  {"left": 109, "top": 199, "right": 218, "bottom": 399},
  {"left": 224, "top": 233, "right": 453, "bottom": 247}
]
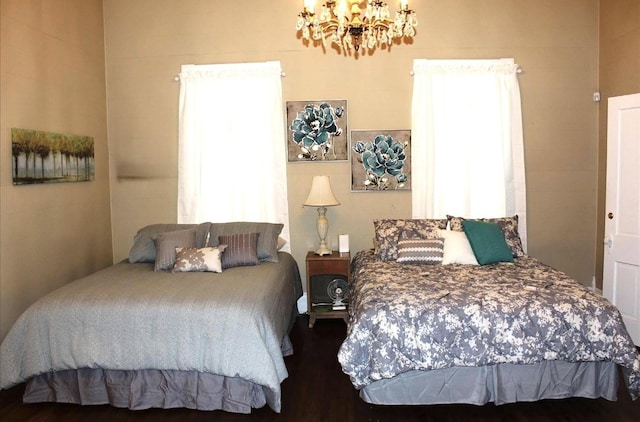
[
  {"left": 409, "top": 67, "right": 523, "bottom": 76},
  {"left": 174, "top": 72, "right": 286, "bottom": 82}
]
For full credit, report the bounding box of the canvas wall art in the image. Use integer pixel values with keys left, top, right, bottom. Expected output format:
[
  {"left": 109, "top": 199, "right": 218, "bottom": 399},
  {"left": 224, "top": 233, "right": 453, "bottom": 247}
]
[
  {"left": 286, "top": 100, "right": 348, "bottom": 162},
  {"left": 351, "top": 129, "right": 411, "bottom": 191},
  {"left": 11, "top": 128, "right": 94, "bottom": 185}
]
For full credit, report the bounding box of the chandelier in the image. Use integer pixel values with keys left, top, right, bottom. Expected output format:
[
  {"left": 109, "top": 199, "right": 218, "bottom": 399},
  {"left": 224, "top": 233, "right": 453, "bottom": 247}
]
[{"left": 296, "top": 0, "right": 418, "bottom": 54}]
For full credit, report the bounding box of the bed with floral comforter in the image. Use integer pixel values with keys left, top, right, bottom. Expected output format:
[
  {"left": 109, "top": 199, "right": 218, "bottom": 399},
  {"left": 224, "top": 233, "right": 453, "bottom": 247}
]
[{"left": 338, "top": 249, "right": 640, "bottom": 405}]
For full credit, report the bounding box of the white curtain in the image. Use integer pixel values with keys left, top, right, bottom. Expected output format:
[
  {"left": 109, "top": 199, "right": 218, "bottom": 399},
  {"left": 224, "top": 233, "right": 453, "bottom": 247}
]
[
  {"left": 178, "top": 61, "right": 290, "bottom": 249},
  {"left": 411, "top": 59, "right": 527, "bottom": 251}
]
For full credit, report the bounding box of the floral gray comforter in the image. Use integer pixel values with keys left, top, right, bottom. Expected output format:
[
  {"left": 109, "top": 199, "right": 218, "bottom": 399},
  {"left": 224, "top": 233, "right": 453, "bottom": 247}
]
[{"left": 338, "top": 250, "right": 640, "bottom": 399}]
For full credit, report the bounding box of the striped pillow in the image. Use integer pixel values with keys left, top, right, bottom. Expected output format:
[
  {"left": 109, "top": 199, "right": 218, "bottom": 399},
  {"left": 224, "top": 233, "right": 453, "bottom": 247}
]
[
  {"left": 208, "top": 222, "right": 283, "bottom": 263},
  {"left": 152, "top": 228, "right": 197, "bottom": 271},
  {"left": 219, "top": 232, "right": 259, "bottom": 269},
  {"left": 396, "top": 237, "right": 445, "bottom": 265}
]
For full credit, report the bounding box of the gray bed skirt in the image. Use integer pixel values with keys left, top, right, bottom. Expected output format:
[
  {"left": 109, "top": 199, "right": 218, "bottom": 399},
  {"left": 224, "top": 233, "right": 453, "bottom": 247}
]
[
  {"left": 360, "top": 360, "right": 620, "bottom": 406},
  {"left": 23, "top": 335, "right": 294, "bottom": 414}
]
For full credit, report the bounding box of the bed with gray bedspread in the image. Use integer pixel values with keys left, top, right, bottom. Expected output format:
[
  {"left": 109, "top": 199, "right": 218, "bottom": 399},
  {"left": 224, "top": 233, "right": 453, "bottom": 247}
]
[
  {"left": 0, "top": 252, "right": 302, "bottom": 413},
  {"left": 338, "top": 250, "right": 640, "bottom": 405}
]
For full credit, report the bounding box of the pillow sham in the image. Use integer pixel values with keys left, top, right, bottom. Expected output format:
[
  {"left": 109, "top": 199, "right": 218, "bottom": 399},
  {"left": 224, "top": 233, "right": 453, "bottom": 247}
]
[
  {"left": 219, "top": 232, "right": 259, "bottom": 269},
  {"left": 128, "top": 222, "right": 211, "bottom": 263},
  {"left": 438, "top": 229, "right": 479, "bottom": 265},
  {"left": 448, "top": 215, "right": 524, "bottom": 257},
  {"left": 208, "top": 222, "right": 283, "bottom": 263},
  {"left": 172, "top": 245, "right": 227, "bottom": 273},
  {"left": 396, "top": 237, "right": 444, "bottom": 265},
  {"left": 152, "top": 228, "right": 197, "bottom": 271},
  {"left": 462, "top": 220, "right": 513, "bottom": 265},
  {"left": 373, "top": 219, "right": 448, "bottom": 261}
]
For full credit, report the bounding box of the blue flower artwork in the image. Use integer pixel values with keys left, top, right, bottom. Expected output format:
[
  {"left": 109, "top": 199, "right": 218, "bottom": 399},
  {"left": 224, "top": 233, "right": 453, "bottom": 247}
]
[
  {"left": 287, "top": 100, "right": 348, "bottom": 162},
  {"left": 351, "top": 130, "right": 411, "bottom": 191}
]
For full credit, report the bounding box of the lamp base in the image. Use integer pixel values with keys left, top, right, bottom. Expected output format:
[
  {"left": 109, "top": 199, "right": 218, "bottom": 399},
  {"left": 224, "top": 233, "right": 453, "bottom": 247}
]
[{"left": 314, "top": 246, "right": 333, "bottom": 256}]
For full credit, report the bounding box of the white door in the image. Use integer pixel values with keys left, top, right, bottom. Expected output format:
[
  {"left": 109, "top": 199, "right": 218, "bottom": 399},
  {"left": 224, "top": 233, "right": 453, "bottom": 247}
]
[{"left": 603, "top": 93, "right": 640, "bottom": 346}]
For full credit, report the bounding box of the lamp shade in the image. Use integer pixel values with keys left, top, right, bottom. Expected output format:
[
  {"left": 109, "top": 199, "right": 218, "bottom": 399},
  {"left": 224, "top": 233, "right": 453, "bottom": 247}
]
[{"left": 303, "top": 176, "right": 340, "bottom": 207}]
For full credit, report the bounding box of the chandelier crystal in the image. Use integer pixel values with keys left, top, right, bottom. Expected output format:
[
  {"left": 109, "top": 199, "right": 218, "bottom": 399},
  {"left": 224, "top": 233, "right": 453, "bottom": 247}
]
[{"left": 296, "top": 0, "right": 418, "bottom": 54}]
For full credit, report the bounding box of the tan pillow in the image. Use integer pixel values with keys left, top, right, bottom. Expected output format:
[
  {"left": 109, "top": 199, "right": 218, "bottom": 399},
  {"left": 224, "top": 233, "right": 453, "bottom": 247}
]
[{"left": 396, "top": 237, "right": 445, "bottom": 265}]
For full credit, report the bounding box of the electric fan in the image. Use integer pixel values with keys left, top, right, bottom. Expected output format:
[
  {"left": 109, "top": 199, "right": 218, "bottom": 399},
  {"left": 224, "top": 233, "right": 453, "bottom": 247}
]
[{"left": 327, "top": 278, "right": 349, "bottom": 310}]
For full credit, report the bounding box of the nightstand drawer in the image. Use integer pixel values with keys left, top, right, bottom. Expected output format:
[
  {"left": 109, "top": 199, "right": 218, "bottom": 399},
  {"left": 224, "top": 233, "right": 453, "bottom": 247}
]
[{"left": 307, "top": 259, "right": 349, "bottom": 276}]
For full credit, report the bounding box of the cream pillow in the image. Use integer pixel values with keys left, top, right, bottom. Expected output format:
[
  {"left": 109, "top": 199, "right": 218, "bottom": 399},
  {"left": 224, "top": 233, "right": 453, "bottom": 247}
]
[
  {"left": 172, "top": 246, "right": 227, "bottom": 273},
  {"left": 439, "top": 229, "right": 479, "bottom": 265},
  {"left": 277, "top": 236, "right": 287, "bottom": 251}
]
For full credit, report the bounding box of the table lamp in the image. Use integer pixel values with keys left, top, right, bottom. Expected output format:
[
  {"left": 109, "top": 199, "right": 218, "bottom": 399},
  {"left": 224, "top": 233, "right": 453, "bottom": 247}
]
[{"left": 304, "top": 175, "right": 340, "bottom": 255}]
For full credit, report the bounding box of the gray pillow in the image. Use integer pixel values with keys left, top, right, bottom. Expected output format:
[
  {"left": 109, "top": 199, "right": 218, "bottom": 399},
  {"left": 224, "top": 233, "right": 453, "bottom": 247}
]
[
  {"left": 128, "top": 222, "right": 211, "bottom": 263},
  {"left": 219, "top": 232, "right": 259, "bottom": 269},
  {"left": 152, "top": 228, "right": 197, "bottom": 271},
  {"left": 208, "top": 222, "right": 283, "bottom": 263}
]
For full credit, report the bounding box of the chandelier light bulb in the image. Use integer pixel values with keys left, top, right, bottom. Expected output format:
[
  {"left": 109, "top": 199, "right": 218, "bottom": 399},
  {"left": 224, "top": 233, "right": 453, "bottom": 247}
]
[{"left": 304, "top": 0, "right": 315, "bottom": 13}]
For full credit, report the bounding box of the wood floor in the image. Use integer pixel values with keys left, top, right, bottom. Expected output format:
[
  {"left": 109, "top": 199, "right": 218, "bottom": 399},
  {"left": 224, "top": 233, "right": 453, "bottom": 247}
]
[{"left": 1, "top": 315, "right": 639, "bottom": 421}]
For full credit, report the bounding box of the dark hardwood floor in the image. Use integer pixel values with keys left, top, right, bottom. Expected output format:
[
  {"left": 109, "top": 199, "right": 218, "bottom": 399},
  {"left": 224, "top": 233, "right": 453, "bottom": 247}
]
[{"left": 1, "top": 315, "right": 639, "bottom": 421}]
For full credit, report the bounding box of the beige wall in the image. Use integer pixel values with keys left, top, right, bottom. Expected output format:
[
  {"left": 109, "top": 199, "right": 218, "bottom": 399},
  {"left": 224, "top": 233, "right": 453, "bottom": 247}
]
[
  {"left": 104, "top": 0, "right": 600, "bottom": 287},
  {"left": 0, "top": 0, "right": 112, "bottom": 340},
  {"left": 595, "top": 0, "right": 640, "bottom": 288},
  {"left": 0, "top": 1, "right": 612, "bottom": 340}
]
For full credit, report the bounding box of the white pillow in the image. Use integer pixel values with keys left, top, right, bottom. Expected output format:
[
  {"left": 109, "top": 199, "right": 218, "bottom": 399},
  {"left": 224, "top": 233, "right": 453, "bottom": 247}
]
[
  {"left": 438, "top": 229, "right": 479, "bottom": 265},
  {"left": 277, "top": 236, "right": 287, "bottom": 251}
]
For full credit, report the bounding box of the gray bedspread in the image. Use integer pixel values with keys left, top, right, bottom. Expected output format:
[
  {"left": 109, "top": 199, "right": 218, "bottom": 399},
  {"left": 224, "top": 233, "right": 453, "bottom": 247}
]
[
  {"left": 338, "top": 250, "right": 640, "bottom": 399},
  {"left": 0, "top": 252, "right": 302, "bottom": 413}
]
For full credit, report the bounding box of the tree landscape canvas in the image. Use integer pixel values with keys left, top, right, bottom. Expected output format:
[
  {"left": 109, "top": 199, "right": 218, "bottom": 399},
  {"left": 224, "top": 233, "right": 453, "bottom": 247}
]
[{"left": 11, "top": 128, "right": 94, "bottom": 185}]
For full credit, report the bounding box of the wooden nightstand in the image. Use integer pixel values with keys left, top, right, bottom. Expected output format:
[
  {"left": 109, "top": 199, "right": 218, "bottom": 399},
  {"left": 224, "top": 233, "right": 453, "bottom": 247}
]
[{"left": 306, "top": 251, "right": 350, "bottom": 328}]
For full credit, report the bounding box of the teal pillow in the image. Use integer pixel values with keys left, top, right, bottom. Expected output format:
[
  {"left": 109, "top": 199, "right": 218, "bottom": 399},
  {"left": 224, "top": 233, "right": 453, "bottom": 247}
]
[{"left": 462, "top": 220, "right": 514, "bottom": 265}]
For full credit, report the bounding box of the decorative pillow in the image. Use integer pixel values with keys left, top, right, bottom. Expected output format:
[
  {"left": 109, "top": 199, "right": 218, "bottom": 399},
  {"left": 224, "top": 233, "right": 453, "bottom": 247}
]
[
  {"left": 462, "top": 220, "right": 514, "bottom": 265},
  {"left": 219, "top": 232, "right": 259, "bottom": 269},
  {"left": 128, "top": 222, "right": 211, "bottom": 263},
  {"left": 448, "top": 215, "right": 524, "bottom": 257},
  {"left": 397, "top": 237, "right": 445, "bottom": 265},
  {"left": 373, "top": 219, "right": 448, "bottom": 261},
  {"left": 438, "top": 229, "right": 479, "bottom": 265},
  {"left": 171, "top": 246, "right": 227, "bottom": 273},
  {"left": 208, "top": 222, "right": 283, "bottom": 263},
  {"left": 152, "top": 228, "right": 197, "bottom": 271}
]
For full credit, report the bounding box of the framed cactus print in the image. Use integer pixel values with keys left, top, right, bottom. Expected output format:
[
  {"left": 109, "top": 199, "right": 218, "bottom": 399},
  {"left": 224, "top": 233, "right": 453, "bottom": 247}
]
[
  {"left": 286, "top": 100, "right": 348, "bottom": 162},
  {"left": 350, "top": 129, "right": 411, "bottom": 192}
]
